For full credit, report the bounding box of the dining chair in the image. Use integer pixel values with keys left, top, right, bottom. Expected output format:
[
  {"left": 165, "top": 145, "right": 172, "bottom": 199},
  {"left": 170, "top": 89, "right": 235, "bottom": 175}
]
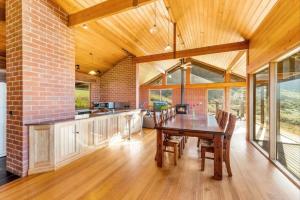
[
  {"left": 220, "top": 111, "right": 229, "bottom": 129},
  {"left": 216, "top": 110, "right": 223, "bottom": 124},
  {"left": 154, "top": 109, "right": 183, "bottom": 166},
  {"left": 200, "top": 113, "right": 237, "bottom": 176}
]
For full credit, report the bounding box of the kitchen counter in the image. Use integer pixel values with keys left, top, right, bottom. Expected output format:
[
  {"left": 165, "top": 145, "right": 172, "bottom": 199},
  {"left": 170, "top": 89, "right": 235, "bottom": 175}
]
[
  {"left": 28, "top": 109, "right": 142, "bottom": 175},
  {"left": 26, "top": 109, "right": 141, "bottom": 126}
]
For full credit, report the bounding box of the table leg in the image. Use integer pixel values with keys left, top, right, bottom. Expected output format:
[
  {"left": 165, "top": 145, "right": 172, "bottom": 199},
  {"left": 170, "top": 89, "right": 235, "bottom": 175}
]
[
  {"left": 213, "top": 135, "right": 224, "bottom": 180},
  {"left": 156, "top": 129, "right": 163, "bottom": 167}
]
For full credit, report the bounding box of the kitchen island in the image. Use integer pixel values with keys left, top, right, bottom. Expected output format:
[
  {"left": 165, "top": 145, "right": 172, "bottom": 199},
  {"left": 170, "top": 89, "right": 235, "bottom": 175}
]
[{"left": 27, "top": 109, "right": 142, "bottom": 175}]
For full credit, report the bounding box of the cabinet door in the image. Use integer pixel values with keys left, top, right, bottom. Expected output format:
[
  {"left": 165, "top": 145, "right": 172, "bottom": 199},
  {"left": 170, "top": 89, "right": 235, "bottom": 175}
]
[
  {"left": 107, "top": 116, "right": 119, "bottom": 139},
  {"left": 93, "top": 117, "right": 108, "bottom": 145},
  {"left": 29, "top": 125, "right": 54, "bottom": 174},
  {"left": 77, "top": 119, "right": 94, "bottom": 152},
  {"left": 55, "top": 122, "right": 79, "bottom": 164}
]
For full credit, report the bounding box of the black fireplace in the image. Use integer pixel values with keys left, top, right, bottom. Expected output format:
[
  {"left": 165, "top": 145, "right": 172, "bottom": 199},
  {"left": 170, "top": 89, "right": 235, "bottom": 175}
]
[
  {"left": 176, "top": 104, "right": 189, "bottom": 114},
  {"left": 176, "top": 59, "right": 190, "bottom": 114}
]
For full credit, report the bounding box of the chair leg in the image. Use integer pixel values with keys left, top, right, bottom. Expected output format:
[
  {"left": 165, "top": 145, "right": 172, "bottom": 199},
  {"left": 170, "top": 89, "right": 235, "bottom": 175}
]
[
  {"left": 225, "top": 150, "right": 232, "bottom": 177},
  {"left": 178, "top": 143, "right": 181, "bottom": 159},
  {"left": 201, "top": 147, "right": 205, "bottom": 171},
  {"left": 197, "top": 138, "right": 201, "bottom": 148},
  {"left": 174, "top": 145, "right": 177, "bottom": 166},
  {"left": 182, "top": 138, "right": 185, "bottom": 149}
]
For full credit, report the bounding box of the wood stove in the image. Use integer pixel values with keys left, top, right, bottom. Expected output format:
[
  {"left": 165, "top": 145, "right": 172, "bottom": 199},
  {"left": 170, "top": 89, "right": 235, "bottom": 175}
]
[
  {"left": 176, "top": 104, "right": 189, "bottom": 114},
  {"left": 176, "top": 59, "right": 190, "bottom": 114}
]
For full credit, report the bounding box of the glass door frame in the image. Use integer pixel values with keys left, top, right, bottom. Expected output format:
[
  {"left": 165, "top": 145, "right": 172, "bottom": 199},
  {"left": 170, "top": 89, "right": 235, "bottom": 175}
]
[{"left": 249, "top": 47, "right": 300, "bottom": 187}]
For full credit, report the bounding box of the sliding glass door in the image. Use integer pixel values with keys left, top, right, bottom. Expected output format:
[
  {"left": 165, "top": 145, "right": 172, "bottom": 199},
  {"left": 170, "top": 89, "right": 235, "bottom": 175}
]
[
  {"left": 276, "top": 52, "right": 300, "bottom": 180},
  {"left": 253, "top": 68, "right": 269, "bottom": 153}
]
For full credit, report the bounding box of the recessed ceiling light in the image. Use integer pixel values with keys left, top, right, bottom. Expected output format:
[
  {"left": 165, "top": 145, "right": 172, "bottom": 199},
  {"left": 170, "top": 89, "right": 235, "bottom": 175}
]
[
  {"left": 149, "top": 25, "right": 158, "bottom": 34},
  {"left": 164, "top": 44, "right": 172, "bottom": 52},
  {"left": 88, "top": 70, "right": 97, "bottom": 75},
  {"left": 82, "top": 24, "right": 88, "bottom": 29}
]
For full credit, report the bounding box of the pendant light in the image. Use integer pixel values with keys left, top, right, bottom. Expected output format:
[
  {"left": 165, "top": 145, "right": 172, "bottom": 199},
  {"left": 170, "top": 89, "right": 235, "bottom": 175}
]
[
  {"left": 149, "top": 2, "right": 158, "bottom": 34},
  {"left": 164, "top": 19, "right": 172, "bottom": 52}
]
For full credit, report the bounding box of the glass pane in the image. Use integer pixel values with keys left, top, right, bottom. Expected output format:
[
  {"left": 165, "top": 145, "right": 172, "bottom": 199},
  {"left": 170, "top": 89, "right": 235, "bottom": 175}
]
[
  {"left": 161, "top": 89, "right": 173, "bottom": 106},
  {"left": 208, "top": 89, "right": 224, "bottom": 115},
  {"left": 75, "top": 82, "right": 90, "bottom": 109},
  {"left": 254, "top": 68, "right": 269, "bottom": 153},
  {"left": 230, "top": 87, "right": 246, "bottom": 119},
  {"left": 276, "top": 51, "right": 300, "bottom": 180},
  {"left": 191, "top": 64, "right": 224, "bottom": 83},
  {"left": 149, "top": 77, "right": 162, "bottom": 86},
  {"left": 167, "top": 69, "right": 185, "bottom": 85},
  {"left": 230, "top": 74, "right": 246, "bottom": 82},
  {"left": 149, "top": 90, "right": 161, "bottom": 107}
]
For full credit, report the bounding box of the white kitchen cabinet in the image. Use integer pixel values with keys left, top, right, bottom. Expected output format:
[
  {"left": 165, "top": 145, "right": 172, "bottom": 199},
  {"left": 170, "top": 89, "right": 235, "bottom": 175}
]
[
  {"left": 28, "top": 109, "right": 142, "bottom": 174},
  {"left": 54, "top": 121, "right": 80, "bottom": 166},
  {"left": 93, "top": 116, "right": 108, "bottom": 146}
]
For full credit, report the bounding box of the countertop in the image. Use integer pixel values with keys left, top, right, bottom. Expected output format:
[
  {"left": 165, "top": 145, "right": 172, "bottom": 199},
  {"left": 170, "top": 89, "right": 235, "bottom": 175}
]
[{"left": 25, "top": 109, "right": 141, "bottom": 126}]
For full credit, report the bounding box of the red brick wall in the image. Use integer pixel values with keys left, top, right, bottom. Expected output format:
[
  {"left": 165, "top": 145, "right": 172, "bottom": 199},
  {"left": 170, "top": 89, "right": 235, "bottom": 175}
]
[
  {"left": 75, "top": 72, "right": 101, "bottom": 104},
  {"left": 100, "top": 56, "right": 138, "bottom": 108},
  {"left": 140, "top": 87, "right": 207, "bottom": 115},
  {"left": 6, "top": 0, "right": 75, "bottom": 176}
]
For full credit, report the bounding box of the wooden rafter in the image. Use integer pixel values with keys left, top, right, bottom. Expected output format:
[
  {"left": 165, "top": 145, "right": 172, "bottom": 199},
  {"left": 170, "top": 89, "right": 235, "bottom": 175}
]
[
  {"left": 163, "top": 0, "right": 185, "bottom": 48},
  {"left": 140, "top": 81, "right": 246, "bottom": 89},
  {"left": 173, "top": 23, "right": 176, "bottom": 59},
  {"left": 227, "top": 50, "right": 245, "bottom": 72},
  {"left": 0, "top": 7, "right": 4, "bottom": 21},
  {"left": 68, "top": 0, "right": 154, "bottom": 27},
  {"left": 134, "top": 41, "right": 249, "bottom": 63}
]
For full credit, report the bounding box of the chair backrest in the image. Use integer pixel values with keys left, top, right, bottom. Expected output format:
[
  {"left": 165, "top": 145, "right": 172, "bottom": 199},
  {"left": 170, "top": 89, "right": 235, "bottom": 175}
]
[
  {"left": 171, "top": 107, "right": 176, "bottom": 117},
  {"left": 216, "top": 110, "right": 223, "bottom": 124},
  {"left": 167, "top": 108, "right": 172, "bottom": 119},
  {"left": 161, "top": 109, "right": 168, "bottom": 122},
  {"left": 220, "top": 111, "right": 229, "bottom": 129},
  {"left": 153, "top": 111, "right": 162, "bottom": 128},
  {"left": 224, "top": 114, "right": 237, "bottom": 148}
]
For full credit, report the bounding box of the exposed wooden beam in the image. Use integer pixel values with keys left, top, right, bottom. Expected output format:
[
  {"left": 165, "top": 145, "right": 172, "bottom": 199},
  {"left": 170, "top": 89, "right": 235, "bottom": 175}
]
[
  {"left": 68, "top": 0, "right": 154, "bottom": 27},
  {"left": 134, "top": 41, "right": 249, "bottom": 63},
  {"left": 227, "top": 50, "right": 245, "bottom": 72},
  {"left": 140, "top": 81, "right": 246, "bottom": 90},
  {"left": 173, "top": 23, "right": 176, "bottom": 59},
  {"left": 0, "top": 7, "right": 4, "bottom": 21},
  {"left": 163, "top": 0, "right": 185, "bottom": 48}
]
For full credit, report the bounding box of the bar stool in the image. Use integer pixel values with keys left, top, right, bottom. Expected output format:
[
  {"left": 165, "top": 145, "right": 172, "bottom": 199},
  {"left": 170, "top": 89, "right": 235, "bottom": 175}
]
[{"left": 125, "top": 114, "right": 134, "bottom": 140}]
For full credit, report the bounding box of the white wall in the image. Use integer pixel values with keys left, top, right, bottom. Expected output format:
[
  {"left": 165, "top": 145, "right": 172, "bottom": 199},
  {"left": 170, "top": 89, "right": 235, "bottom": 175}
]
[{"left": 0, "top": 82, "right": 6, "bottom": 157}]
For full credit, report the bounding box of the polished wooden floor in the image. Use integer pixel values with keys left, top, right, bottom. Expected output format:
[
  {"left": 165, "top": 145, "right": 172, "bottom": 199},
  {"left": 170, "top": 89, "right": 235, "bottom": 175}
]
[{"left": 0, "top": 123, "right": 299, "bottom": 200}]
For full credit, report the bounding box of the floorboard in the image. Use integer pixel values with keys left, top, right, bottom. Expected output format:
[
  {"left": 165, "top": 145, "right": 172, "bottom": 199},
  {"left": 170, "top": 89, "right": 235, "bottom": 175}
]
[{"left": 0, "top": 122, "right": 298, "bottom": 200}]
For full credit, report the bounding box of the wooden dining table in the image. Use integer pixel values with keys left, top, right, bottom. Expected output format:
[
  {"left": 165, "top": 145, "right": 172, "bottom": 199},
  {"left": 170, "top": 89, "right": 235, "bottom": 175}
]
[{"left": 155, "top": 114, "right": 225, "bottom": 180}]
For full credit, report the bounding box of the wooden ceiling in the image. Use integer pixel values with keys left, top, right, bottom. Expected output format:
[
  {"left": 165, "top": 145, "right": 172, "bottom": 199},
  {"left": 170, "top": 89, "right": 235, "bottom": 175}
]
[
  {"left": 0, "top": 0, "right": 278, "bottom": 82},
  {"left": 53, "top": 0, "right": 277, "bottom": 82}
]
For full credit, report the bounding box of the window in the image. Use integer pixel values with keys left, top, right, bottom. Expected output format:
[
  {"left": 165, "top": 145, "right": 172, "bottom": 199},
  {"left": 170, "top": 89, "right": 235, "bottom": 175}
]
[
  {"left": 148, "top": 77, "right": 162, "bottom": 86},
  {"left": 149, "top": 89, "right": 173, "bottom": 107},
  {"left": 191, "top": 64, "right": 224, "bottom": 83},
  {"left": 207, "top": 89, "right": 224, "bottom": 115},
  {"left": 75, "top": 82, "right": 90, "bottom": 109},
  {"left": 230, "top": 74, "right": 246, "bottom": 82},
  {"left": 276, "top": 51, "right": 300, "bottom": 180},
  {"left": 230, "top": 87, "right": 246, "bottom": 119},
  {"left": 167, "top": 68, "right": 185, "bottom": 85},
  {"left": 253, "top": 68, "right": 269, "bottom": 153}
]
